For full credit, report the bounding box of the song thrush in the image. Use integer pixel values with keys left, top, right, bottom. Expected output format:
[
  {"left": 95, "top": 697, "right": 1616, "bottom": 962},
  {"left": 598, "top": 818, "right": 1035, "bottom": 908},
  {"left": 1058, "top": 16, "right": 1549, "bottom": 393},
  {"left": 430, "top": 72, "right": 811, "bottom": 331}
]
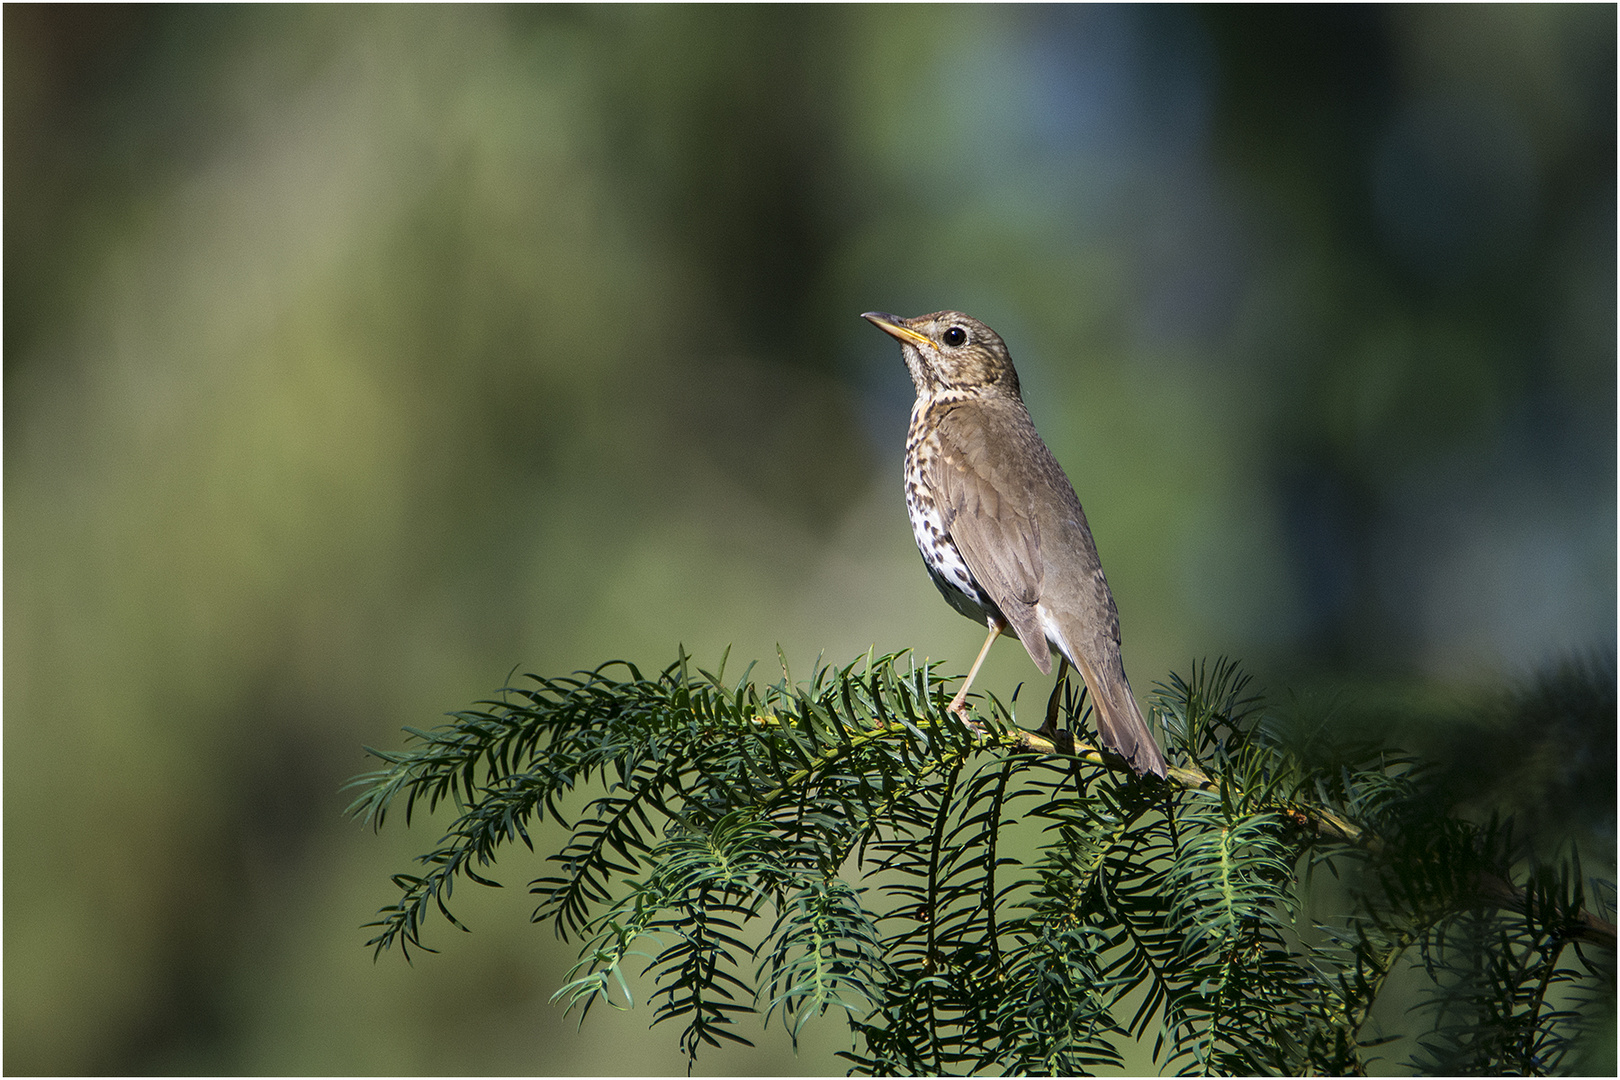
[{"left": 863, "top": 310, "right": 1167, "bottom": 779}]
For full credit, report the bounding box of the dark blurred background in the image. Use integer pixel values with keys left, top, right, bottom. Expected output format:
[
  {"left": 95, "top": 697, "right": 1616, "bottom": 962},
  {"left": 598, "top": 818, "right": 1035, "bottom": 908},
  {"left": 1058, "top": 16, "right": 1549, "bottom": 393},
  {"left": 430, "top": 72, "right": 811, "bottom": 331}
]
[{"left": 5, "top": 4, "right": 1614, "bottom": 1073}]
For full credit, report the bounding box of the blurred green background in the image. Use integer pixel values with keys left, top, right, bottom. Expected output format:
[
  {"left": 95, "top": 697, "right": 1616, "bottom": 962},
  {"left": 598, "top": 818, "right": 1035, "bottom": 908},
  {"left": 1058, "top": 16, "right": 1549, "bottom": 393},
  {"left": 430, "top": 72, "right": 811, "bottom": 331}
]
[{"left": 5, "top": 4, "right": 1614, "bottom": 1074}]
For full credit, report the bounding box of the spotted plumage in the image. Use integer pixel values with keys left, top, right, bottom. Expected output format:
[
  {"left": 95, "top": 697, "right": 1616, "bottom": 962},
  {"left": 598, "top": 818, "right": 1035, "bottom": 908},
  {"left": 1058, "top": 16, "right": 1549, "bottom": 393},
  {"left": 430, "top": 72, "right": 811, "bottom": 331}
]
[
  {"left": 863, "top": 309, "right": 1168, "bottom": 779},
  {"left": 905, "top": 393, "right": 1000, "bottom": 624}
]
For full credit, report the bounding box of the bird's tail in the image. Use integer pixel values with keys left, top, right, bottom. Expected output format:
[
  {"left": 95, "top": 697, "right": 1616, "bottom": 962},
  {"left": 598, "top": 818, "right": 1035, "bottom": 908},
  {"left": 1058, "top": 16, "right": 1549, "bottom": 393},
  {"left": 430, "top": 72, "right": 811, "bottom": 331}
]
[{"left": 1072, "top": 655, "right": 1167, "bottom": 779}]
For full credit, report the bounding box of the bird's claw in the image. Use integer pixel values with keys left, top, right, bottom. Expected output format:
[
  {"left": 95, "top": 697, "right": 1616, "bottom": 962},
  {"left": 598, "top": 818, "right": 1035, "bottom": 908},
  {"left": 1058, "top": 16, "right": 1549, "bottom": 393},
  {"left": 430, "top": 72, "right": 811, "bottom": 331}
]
[{"left": 948, "top": 703, "right": 986, "bottom": 735}]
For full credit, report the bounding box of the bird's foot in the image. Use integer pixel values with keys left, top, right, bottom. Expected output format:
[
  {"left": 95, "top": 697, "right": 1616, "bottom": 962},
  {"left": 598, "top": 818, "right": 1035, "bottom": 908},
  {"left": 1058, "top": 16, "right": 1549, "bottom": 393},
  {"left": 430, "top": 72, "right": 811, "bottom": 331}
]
[
  {"left": 947, "top": 701, "right": 986, "bottom": 735},
  {"left": 1044, "top": 726, "right": 1075, "bottom": 755}
]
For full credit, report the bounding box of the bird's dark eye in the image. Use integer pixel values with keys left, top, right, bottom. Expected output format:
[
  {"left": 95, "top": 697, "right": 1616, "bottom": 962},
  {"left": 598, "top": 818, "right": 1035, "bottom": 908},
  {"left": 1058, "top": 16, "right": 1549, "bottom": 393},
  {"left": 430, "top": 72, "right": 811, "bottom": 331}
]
[{"left": 942, "top": 326, "right": 967, "bottom": 347}]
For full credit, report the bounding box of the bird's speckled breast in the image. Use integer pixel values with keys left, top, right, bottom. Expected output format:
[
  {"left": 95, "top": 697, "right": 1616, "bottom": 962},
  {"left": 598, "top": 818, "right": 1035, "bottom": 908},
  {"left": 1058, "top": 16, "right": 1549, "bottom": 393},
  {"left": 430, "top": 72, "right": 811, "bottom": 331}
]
[{"left": 905, "top": 397, "right": 1003, "bottom": 628}]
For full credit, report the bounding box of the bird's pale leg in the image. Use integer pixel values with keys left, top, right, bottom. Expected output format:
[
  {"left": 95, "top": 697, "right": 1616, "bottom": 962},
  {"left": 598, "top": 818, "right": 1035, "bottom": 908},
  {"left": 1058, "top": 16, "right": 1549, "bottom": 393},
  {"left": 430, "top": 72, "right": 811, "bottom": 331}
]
[
  {"left": 947, "top": 621, "right": 1003, "bottom": 725},
  {"left": 1043, "top": 654, "right": 1069, "bottom": 738},
  {"left": 1041, "top": 655, "right": 1071, "bottom": 738}
]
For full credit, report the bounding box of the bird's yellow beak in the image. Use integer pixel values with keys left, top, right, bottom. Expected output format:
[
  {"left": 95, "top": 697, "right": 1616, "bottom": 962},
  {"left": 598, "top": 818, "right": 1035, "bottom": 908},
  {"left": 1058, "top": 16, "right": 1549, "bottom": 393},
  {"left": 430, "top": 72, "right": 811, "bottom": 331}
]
[{"left": 861, "top": 311, "right": 933, "bottom": 349}]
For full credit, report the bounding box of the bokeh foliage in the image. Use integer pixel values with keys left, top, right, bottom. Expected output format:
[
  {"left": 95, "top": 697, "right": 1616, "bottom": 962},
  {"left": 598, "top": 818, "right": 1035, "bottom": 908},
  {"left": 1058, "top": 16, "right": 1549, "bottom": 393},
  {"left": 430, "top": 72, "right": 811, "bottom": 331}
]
[{"left": 5, "top": 5, "right": 1613, "bottom": 1073}]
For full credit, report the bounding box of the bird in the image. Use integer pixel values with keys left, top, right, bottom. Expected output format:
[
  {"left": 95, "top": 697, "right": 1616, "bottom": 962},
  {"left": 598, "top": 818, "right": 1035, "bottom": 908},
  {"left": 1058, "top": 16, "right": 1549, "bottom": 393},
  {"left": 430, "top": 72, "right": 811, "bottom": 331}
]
[{"left": 862, "top": 310, "right": 1167, "bottom": 779}]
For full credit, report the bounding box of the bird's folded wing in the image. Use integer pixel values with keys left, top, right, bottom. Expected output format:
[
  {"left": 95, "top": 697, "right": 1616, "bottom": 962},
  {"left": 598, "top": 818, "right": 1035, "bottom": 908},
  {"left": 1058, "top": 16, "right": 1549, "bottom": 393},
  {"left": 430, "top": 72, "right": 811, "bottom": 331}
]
[{"left": 927, "top": 403, "right": 1053, "bottom": 674}]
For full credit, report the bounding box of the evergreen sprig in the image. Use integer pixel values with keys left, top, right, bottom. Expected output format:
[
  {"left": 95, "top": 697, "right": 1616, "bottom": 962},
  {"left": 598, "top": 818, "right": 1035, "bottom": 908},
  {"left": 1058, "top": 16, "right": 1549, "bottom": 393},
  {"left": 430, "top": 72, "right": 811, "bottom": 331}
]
[{"left": 349, "top": 650, "right": 1615, "bottom": 1074}]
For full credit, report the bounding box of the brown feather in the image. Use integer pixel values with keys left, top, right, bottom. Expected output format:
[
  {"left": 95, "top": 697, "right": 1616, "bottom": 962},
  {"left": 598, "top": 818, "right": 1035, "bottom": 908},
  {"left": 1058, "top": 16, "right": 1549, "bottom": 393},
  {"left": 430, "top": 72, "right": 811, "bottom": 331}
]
[
  {"left": 864, "top": 308, "right": 1168, "bottom": 778},
  {"left": 925, "top": 399, "right": 1051, "bottom": 673}
]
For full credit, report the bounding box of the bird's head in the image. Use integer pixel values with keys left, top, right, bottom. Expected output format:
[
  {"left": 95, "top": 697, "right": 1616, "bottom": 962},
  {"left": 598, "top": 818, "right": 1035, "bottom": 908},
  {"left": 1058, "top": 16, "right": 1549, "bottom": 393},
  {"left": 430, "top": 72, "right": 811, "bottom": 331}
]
[{"left": 862, "top": 311, "right": 1022, "bottom": 399}]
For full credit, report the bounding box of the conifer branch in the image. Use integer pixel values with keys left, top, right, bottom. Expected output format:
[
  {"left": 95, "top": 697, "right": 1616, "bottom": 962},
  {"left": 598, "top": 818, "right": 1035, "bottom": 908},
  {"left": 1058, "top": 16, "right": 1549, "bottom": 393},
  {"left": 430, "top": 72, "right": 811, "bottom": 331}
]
[{"left": 351, "top": 650, "right": 1614, "bottom": 1073}]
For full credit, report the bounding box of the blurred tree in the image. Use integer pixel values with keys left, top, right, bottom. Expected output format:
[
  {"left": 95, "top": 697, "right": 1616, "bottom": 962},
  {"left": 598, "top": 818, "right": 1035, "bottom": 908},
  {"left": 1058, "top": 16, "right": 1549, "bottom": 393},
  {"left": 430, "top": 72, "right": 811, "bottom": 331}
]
[{"left": 4, "top": 4, "right": 1611, "bottom": 1074}]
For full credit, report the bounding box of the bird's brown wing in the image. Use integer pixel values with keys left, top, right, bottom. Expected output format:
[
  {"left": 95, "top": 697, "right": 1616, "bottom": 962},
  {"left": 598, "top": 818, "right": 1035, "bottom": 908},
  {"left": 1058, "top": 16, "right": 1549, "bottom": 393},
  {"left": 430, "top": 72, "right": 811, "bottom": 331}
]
[
  {"left": 932, "top": 399, "right": 1168, "bottom": 778},
  {"left": 926, "top": 400, "right": 1053, "bottom": 674}
]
